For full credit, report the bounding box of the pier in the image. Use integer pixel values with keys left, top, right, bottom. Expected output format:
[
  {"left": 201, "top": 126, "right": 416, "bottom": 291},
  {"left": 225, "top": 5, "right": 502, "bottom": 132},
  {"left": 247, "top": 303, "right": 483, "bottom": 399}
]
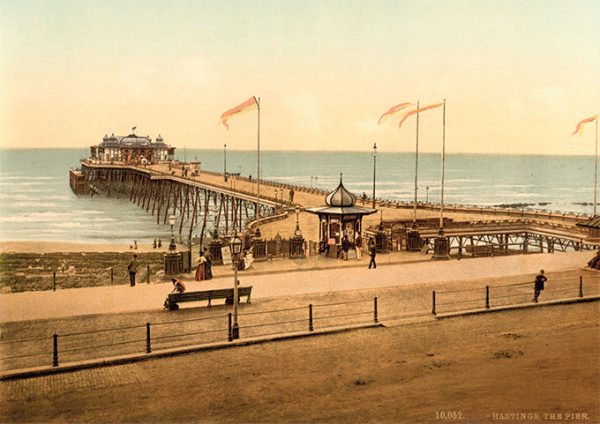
[{"left": 71, "top": 160, "right": 598, "bottom": 257}]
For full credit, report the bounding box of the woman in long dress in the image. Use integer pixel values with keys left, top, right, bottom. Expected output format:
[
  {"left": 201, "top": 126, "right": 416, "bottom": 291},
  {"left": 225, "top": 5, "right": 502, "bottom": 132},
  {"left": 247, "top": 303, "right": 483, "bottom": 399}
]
[{"left": 194, "top": 252, "right": 206, "bottom": 281}]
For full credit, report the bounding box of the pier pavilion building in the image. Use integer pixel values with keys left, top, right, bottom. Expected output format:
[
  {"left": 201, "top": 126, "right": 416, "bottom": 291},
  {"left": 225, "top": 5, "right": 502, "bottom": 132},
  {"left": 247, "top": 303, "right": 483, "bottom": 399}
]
[
  {"left": 90, "top": 133, "right": 175, "bottom": 163},
  {"left": 305, "top": 176, "right": 376, "bottom": 256}
]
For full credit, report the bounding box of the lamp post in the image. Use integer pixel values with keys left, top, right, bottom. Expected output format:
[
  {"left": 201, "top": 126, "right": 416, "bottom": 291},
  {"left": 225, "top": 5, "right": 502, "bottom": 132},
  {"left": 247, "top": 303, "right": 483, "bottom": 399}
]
[
  {"left": 230, "top": 234, "right": 243, "bottom": 339},
  {"left": 224, "top": 143, "right": 227, "bottom": 181},
  {"left": 169, "top": 215, "right": 176, "bottom": 251},
  {"left": 426, "top": 186, "right": 429, "bottom": 203},
  {"left": 372, "top": 142, "right": 377, "bottom": 208},
  {"left": 295, "top": 205, "right": 301, "bottom": 236}
]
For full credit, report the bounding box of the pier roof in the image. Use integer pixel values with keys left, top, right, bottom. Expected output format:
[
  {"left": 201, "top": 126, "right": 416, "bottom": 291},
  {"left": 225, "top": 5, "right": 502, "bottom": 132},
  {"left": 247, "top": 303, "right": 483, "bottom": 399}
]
[{"left": 305, "top": 175, "right": 376, "bottom": 217}]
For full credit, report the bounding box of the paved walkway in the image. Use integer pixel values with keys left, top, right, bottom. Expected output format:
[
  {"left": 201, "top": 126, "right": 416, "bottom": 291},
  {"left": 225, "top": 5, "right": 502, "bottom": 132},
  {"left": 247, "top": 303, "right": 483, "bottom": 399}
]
[{"left": 0, "top": 251, "right": 591, "bottom": 323}]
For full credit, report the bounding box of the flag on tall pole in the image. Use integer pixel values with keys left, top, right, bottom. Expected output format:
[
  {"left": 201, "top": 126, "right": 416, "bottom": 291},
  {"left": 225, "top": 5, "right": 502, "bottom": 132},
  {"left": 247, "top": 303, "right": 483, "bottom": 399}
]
[
  {"left": 220, "top": 97, "right": 259, "bottom": 130},
  {"left": 219, "top": 96, "right": 262, "bottom": 227},
  {"left": 573, "top": 114, "right": 599, "bottom": 216},
  {"left": 572, "top": 114, "right": 598, "bottom": 136},
  {"left": 132, "top": 126, "right": 137, "bottom": 132},
  {"left": 377, "top": 102, "right": 413, "bottom": 125},
  {"left": 398, "top": 103, "right": 443, "bottom": 128}
]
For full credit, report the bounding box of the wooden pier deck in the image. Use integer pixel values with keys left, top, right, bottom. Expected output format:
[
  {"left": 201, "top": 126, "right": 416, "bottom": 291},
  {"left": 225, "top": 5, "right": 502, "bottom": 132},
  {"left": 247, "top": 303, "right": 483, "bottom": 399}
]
[{"left": 77, "top": 160, "right": 595, "bottom": 252}]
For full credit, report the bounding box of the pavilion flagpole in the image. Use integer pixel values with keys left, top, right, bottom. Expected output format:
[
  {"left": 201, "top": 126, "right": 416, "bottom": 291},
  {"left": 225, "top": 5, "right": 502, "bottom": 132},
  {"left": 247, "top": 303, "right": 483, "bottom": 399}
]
[
  {"left": 595, "top": 118, "right": 598, "bottom": 216},
  {"left": 439, "top": 98, "right": 446, "bottom": 231},
  {"left": 413, "top": 101, "right": 420, "bottom": 226},
  {"left": 256, "top": 96, "right": 261, "bottom": 227}
]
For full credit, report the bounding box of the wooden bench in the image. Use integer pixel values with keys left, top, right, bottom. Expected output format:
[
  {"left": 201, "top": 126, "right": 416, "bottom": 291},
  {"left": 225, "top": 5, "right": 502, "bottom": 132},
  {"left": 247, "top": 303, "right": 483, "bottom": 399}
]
[{"left": 164, "top": 286, "right": 252, "bottom": 311}]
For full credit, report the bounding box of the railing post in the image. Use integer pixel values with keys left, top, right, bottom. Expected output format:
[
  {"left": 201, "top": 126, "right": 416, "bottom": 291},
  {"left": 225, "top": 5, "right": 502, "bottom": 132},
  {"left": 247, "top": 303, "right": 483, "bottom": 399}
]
[
  {"left": 309, "top": 304, "right": 314, "bottom": 332},
  {"left": 432, "top": 291, "right": 437, "bottom": 316},
  {"left": 373, "top": 297, "right": 378, "bottom": 323},
  {"left": 485, "top": 286, "right": 490, "bottom": 309},
  {"left": 110, "top": 267, "right": 114, "bottom": 285},
  {"left": 146, "top": 322, "right": 151, "bottom": 353},
  {"left": 52, "top": 334, "right": 59, "bottom": 367},
  {"left": 53, "top": 272, "right": 56, "bottom": 291},
  {"left": 579, "top": 275, "right": 583, "bottom": 298},
  {"left": 147, "top": 265, "right": 150, "bottom": 284},
  {"left": 228, "top": 313, "right": 233, "bottom": 341}
]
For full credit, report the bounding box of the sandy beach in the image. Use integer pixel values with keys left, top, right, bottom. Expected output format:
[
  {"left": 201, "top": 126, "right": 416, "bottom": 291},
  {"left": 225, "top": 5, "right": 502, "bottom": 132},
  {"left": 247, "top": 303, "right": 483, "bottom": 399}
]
[{"left": 0, "top": 240, "right": 171, "bottom": 254}]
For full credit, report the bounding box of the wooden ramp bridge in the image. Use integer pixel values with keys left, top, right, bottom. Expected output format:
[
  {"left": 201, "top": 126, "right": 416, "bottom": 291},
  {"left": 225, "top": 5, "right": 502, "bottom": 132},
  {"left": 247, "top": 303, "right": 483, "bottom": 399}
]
[{"left": 417, "top": 219, "right": 596, "bottom": 256}]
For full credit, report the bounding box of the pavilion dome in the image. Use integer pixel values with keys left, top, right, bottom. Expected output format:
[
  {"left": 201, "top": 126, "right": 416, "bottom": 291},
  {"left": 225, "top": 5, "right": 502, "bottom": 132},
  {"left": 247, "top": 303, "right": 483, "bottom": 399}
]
[
  {"left": 325, "top": 174, "right": 356, "bottom": 207},
  {"left": 120, "top": 134, "right": 151, "bottom": 147}
]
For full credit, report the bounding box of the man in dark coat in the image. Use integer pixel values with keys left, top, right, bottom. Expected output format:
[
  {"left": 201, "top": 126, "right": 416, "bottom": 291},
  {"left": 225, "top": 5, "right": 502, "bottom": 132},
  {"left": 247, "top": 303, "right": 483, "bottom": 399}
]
[
  {"left": 128, "top": 254, "right": 139, "bottom": 287},
  {"left": 533, "top": 269, "right": 547, "bottom": 303},
  {"left": 368, "top": 239, "right": 377, "bottom": 269},
  {"left": 342, "top": 236, "right": 350, "bottom": 261}
]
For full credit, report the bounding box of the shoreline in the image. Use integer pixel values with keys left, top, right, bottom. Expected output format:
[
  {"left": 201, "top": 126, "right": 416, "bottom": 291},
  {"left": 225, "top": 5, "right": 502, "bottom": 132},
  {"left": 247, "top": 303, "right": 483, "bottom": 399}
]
[{"left": 0, "top": 240, "right": 173, "bottom": 254}]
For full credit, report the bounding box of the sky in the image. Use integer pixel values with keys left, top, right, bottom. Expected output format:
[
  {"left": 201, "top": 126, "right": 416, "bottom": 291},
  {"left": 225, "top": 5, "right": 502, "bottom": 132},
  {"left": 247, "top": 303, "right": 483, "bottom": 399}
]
[{"left": 0, "top": 0, "right": 599, "bottom": 155}]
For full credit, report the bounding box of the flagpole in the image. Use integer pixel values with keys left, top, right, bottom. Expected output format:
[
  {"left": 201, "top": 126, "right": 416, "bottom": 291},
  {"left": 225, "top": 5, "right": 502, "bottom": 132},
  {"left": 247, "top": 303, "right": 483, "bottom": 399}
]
[
  {"left": 439, "top": 98, "right": 446, "bottom": 230},
  {"left": 256, "top": 97, "right": 261, "bottom": 230},
  {"left": 595, "top": 118, "right": 598, "bottom": 216},
  {"left": 413, "top": 101, "right": 420, "bottom": 226}
]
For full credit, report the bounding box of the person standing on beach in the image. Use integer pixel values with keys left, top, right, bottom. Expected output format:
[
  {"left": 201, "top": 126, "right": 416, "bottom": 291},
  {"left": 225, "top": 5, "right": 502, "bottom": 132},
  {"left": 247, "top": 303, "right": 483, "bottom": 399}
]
[
  {"left": 289, "top": 188, "right": 295, "bottom": 203},
  {"left": 533, "top": 269, "right": 547, "bottom": 303},
  {"left": 368, "top": 239, "right": 377, "bottom": 269},
  {"left": 128, "top": 254, "right": 139, "bottom": 287}
]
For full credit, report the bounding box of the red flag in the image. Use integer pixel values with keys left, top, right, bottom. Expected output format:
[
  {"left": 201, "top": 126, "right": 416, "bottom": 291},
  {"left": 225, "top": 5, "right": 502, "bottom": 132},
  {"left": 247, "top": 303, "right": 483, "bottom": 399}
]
[
  {"left": 377, "top": 102, "right": 413, "bottom": 124},
  {"left": 220, "top": 97, "right": 258, "bottom": 129},
  {"left": 398, "top": 103, "right": 443, "bottom": 128},
  {"left": 572, "top": 114, "right": 598, "bottom": 136}
]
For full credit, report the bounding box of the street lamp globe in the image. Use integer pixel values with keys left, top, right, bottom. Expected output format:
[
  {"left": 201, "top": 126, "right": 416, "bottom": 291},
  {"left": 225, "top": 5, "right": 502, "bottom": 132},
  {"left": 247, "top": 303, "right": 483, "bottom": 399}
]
[{"left": 230, "top": 234, "right": 243, "bottom": 256}]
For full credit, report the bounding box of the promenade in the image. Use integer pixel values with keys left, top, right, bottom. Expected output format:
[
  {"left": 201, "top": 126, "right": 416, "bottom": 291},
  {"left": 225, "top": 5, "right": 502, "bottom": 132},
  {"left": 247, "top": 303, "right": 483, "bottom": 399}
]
[{"left": 0, "top": 251, "right": 592, "bottom": 323}]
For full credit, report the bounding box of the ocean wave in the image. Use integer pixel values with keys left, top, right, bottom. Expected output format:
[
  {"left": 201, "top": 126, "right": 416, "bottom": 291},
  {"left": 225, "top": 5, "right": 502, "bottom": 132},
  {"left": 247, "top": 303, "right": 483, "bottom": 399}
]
[
  {"left": 11, "top": 201, "right": 62, "bottom": 208},
  {"left": 0, "top": 176, "right": 58, "bottom": 181},
  {"left": 0, "top": 181, "right": 55, "bottom": 187},
  {"left": 0, "top": 212, "right": 77, "bottom": 223},
  {"left": 492, "top": 184, "right": 536, "bottom": 189}
]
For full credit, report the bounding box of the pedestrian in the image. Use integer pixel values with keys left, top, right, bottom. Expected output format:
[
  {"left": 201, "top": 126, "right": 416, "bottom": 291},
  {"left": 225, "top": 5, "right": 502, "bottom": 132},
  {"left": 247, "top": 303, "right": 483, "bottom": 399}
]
[
  {"left": 195, "top": 249, "right": 206, "bottom": 281},
  {"left": 355, "top": 234, "right": 363, "bottom": 260},
  {"left": 128, "top": 254, "right": 139, "bottom": 286},
  {"left": 362, "top": 192, "right": 367, "bottom": 205},
  {"left": 532, "top": 269, "right": 548, "bottom": 303},
  {"left": 153, "top": 239, "right": 157, "bottom": 249},
  {"left": 134, "top": 240, "right": 138, "bottom": 250},
  {"left": 204, "top": 250, "right": 213, "bottom": 280},
  {"left": 342, "top": 236, "right": 350, "bottom": 261},
  {"left": 289, "top": 188, "right": 295, "bottom": 203},
  {"left": 368, "top": 239, "right": 377, "bottom": 269},
  {"left": 158, "top": 239, "right": 162, "bottom": 248},
  {"left": 171, "top": 278, "right": 186, "bottom": 293}
]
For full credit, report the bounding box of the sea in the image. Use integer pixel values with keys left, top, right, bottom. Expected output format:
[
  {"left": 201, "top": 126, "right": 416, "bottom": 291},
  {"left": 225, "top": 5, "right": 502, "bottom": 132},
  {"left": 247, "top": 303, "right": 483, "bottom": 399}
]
[{"left": 0, "top": 148, "right": 594, "bottom": 244}]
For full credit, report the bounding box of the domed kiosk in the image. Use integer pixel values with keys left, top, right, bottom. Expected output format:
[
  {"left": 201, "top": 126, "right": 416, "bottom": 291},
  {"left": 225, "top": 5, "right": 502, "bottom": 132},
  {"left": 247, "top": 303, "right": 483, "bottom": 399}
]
[{"left": 305, "top": 174, "right": 377, "bottom": 257}]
